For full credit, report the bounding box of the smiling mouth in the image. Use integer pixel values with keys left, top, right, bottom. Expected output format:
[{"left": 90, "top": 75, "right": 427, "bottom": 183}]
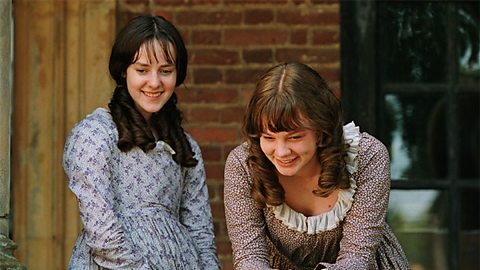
[
  {"left": 142, "top": 91, "right": 161, "bottom": 97},
  {"left": 276, "top": 157, "right": 297, "bottom": 166}
]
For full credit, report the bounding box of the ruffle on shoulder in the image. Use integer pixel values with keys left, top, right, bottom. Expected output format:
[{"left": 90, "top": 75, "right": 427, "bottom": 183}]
[{"left": 272, "top": 121, "right": 360, "bottom": 234}]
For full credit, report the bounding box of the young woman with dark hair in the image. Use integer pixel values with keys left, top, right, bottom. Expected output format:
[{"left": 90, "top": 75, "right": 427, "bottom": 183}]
[
  {"left": 224, "top": 62, "right": 409, "bottom": 269},
  {"left": 63, "top": 15, "right": 219, "bottom": 269}
]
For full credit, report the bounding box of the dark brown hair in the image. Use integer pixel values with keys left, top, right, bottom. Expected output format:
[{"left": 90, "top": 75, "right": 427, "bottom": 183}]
[
  {"left": 108, "top": 15, "right": 196, "bottom": 167},
  {"left": 243, "top": 62, "right": 350, "bottom": 207}
]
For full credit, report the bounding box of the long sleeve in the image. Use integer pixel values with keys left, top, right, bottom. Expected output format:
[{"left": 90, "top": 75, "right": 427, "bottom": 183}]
[
  {"left": 180, "top": 136, "right": 219, "bottom": 270},
  {"left": 224, "top": 144, "right": 273, "bottom": 270},
  {"left": 63, "top": 118, "right": 152, "bottom": 269},
  {"left": 318, "top": 135, "right": 391, "bottom": 270}
]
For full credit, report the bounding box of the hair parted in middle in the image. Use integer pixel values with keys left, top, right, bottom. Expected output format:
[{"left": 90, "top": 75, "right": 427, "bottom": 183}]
[
  {"left": 107, "top": 15, "right": 197, "bottom": 167},
  {"left": 243, "top": 62, "right": 350, "bottom": 208}
]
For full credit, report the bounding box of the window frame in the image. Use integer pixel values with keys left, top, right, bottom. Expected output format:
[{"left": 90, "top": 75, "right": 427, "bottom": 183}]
[{"left": 340, "top": 2, "right": 479, "bottom": 269}]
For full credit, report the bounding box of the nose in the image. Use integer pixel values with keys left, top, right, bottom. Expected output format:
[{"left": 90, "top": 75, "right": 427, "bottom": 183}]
[
  {"left": 275, "top": 140, "right": 291, "bottom": 157},
  {"left": 147, "top": 73, "right": 161, "bottom": 89}
]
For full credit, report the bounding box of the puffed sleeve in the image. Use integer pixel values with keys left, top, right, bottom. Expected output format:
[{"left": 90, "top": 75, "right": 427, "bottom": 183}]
[
  {"left": 317, "top": 135, "right": 391, "bottom": 270},
  {"left": 224, "top": 144, "right": 273, "bottom": 270},
  {"left": 63, "top": 117, "right": 152, "bottom": 269},
  {"left": 179, "top": 135, "right": 219, "bottom": 269}
]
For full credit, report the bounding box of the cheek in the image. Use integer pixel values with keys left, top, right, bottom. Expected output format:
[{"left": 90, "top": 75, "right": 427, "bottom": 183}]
[
  {"left": 259, "top": 140, "right": 272, "bottom": 156},
  {"left": 126, "top": 73, "right": 141, "bottom": 90},
  {"left": 167, "top": 76, "right": 177, "bottom": 89}
]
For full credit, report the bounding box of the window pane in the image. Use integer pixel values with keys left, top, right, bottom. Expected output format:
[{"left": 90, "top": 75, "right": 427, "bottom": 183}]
[
  {"left": 458, "top": 2, "right": 480, "bottom": 84},
  {"left": 458, "top": 92, "right": 480, "bottom": 179},
  {"left": 388, "top": 190, "right": 449, "bottom": 270},
  {"left": 383, "top": 94, "right": 447, "bottom": 180},
  {"left": 379, "top": 2, "right": 448, "bottom": 83},
  {"left": 459, "top": 187, "right": 480, "bottom": 270}
]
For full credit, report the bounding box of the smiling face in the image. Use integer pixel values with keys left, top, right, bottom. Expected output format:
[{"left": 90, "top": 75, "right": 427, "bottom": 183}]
[
  {"left": 126, "top": 41, "right": 177, "bottom": 121},
  {"left": 260, "top": 127, "right": 320, "bottom": 179}
]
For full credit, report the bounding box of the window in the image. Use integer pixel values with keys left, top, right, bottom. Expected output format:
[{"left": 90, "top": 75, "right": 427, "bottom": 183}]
[{"left": 341, "top": 2, "right": 479, "bottom": 269}]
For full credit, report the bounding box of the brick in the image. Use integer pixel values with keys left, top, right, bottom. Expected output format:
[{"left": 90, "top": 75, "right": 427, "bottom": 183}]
[
  {"left": 312, "top": 28, "right": 340, "bottom": 45},
  {"left": 238, "top": 86, "right": 255, "bottom": 104},
  {"left": 275, "top": 48, "right": 340, "bottom": 64},
  {"left": 191, "top": 30, "right": 221, "bottom": 45},
  {"left": 244, "top": 9, "right": 274, "bottom": 24},
  {"left": 183, "top": 87, "right": 238, "bottom": 103},
  {"left": 186, "top": 126, "right": 240, "bottom": 143},
  {"left": 200, "top": 144, "right": 223, "bottom": 161},
  {"left": 119, "top": 11, "right": 150, "bottom": 26},
  {"left": 219, "top": 183, "right": 225, "bottom": 199},
  {"left": 243, "top": 49, "right": 273, "bottom": 63},
  {"left": 225, "top": 67, "right": 265, "bottom": 84},
  {"left": 205, "top": 163, "right": 225, "bottom": 179},
  {"left": 177, "top": 11, "right": 242, "bottom": 25},
  {"left": 223, "top": 144, "right": 243, "bottom": 161},
  {"left": 191, "top": 0, "right": 222, "bottom": 4},
  {"left": 152, "top": 0, "right": 185, "bottom": 5},
  {"left": 216, "top": 240, "right": 233, "bottom": 256},
  {"left": 292, "top": 0, "right": 307, "bottom": 4},
  {"left": 291, "top": 29, "right": 308, "bottom": 45},
  {"left": 190, "top": 49, "right": 240, "bottom": 65},
  {"left": 207, "top": 184, "right": 219, "bottom": 200},
  {"left": 151, "top": 10, "right": 174, "bottom": 22},
  {"left": 125, "top": 0, "right": 148, "bottom": 4},
  {"left": 187, "top": 107, "right": 220, "bottom": 123},
  {"left": 225, "top": 0, "right": 287, "bottom": 3},
  {"left": 277, "top": 10, "right": 339, "bottom": 25},
  {"left": 219, "top": 106, "right": 245, "bottom": 124},
  {"left": 213, "top": 220, "right": 225, "bottom": 236},
  {"left": 225, "top": 29, "right": 289, "bottom": 45},
  {"left": 180, "top": 29, "right": 190, "bottom": 45},
  {"left": 191, "top": 68, "right": 223, "bottom": 84},
  {"left": 312, "top": 0, "right": 339, "bottom": 4},
  {"left": 117, "top": 3, "right": 341, "bottom": 269},
  {"left": 210, "top": 201, "right": 226, "bottom": 218},
  {"left": 317, "top": 67, "right": 340, "bottom": 83},
  {"left": 220, "top": 261, "right": 234, "bottom": 270}
]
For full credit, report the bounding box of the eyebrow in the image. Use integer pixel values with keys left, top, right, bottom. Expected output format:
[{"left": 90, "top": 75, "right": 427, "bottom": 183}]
[
  {"left": 263, "top": 129, "right": 306, "bottom": 135},
  {"left": 133, "top": 62, "right": 175, "bottom": 68}
]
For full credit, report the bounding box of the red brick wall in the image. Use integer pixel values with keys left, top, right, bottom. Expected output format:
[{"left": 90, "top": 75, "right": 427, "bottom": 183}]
[{"left": 119, "top": 1, "right": 340, "bottom": 269}]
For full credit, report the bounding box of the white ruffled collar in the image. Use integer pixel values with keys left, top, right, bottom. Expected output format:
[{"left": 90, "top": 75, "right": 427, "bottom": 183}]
[{"left": 271, "top": 121, "right": 360, "bottom": 234}]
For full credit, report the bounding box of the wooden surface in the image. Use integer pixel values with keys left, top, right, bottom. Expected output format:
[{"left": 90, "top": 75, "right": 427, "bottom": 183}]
[
  {"left": 12, "top": 1, "right": 116, "bottom": 269},
  {"left": 0, "top": 0, "right": 12, "bottom": 238}
]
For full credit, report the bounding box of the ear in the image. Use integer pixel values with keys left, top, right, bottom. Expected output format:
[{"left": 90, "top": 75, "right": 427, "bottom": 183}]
[{"left": 121, "top": 72, "right": 126, "bottom": 78}]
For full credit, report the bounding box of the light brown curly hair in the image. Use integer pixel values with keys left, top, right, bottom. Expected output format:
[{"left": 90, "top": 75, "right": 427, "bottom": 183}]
[{"left": 242, "top": 62, "right": 350, "bottom": 208}]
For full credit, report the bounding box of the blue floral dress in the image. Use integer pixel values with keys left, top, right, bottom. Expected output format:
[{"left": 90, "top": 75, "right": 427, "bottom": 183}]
[{"left": 63, "top": 108, "right": 219, "bottom": 270}]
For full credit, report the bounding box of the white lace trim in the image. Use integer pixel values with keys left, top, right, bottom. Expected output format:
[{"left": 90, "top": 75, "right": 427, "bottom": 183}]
[{"left": 271, "top": 121, "right": 360, "bottom": 234}]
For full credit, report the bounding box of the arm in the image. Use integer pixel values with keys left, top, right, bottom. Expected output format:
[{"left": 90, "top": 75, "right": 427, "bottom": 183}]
[
  {"left": 224, "top": 145, "right": 273, "bottom": 270},
  {"left": 63, "top": 120, "right": 152, "bottom": 269},
  {"left": 179, "top": 137, "right": 219, "bottom": 269},
  {"left": 317, "top": 136, "right": 391, "bottom": 270}
]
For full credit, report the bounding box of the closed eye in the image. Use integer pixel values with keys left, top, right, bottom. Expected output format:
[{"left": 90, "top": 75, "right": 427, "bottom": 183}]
[
  {"left": 160, "top": 69, "right": 174, "bottom": 75},
  {"left": 261, "top": 134, "right": 274, "bottom": 140}
]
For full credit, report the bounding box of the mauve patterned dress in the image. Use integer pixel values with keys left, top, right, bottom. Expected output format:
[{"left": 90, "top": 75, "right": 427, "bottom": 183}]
[
  {"left": 224, "top": 123, "right": 410, "bottom": 270},
  {"left": 63, "top": 108, "right": 219, "bottom": 270}
]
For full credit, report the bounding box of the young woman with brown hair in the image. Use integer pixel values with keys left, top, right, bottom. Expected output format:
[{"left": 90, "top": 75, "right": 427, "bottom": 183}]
[
  {"left": 63, "top": 15, "right": 219, "bottom": 269},
  {"left": 224, "top": 62, "right": 409, "bottom": 270}
]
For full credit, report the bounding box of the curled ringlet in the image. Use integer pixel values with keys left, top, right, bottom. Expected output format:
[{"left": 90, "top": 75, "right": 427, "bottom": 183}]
[
  {"left": 243, "top": 62, "right": 350, "bottom": 207},
  {"left": 108, "top": 15, "right": 196, "bottom": 167}
]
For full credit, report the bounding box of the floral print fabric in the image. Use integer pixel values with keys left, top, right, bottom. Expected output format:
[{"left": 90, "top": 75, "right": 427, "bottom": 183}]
[
  {"left": 63, "top": 108, "right": 219, "bottom": 270},
  {"left": 224, "top": 126, "right": 410, "bottom": 270}
]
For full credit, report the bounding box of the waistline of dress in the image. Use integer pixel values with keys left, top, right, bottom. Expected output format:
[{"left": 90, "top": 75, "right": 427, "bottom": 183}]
[{"left": 118, "top": 203, "right": 178, "bottom": 220}]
